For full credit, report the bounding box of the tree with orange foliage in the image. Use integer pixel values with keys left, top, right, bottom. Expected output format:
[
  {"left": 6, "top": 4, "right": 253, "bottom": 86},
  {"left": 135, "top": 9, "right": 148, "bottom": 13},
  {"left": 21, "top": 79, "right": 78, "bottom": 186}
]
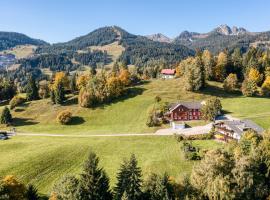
[
  {"left": 213, "top": 52, "right": 228, "bottom": 81},
  {"left": 119, "top": 69, "right": 130, "bottom": 86},
  {"left": 262, "top": 76, "right": 270, "bottom": 96},
  {"left": 76, "top": 74, "right": 90, "bottom": 90},
  {"left": 1, "top": 175, "right": 26, "bottom": 200}
]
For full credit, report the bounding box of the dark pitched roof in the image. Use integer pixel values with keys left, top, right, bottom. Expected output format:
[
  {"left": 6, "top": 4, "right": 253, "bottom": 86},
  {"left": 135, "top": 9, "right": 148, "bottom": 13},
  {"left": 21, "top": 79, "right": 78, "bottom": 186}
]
[
  {"left": 222, "top": 119, "right": 264, "bottom": 135},
  {"left": 169, "top": 101, "right": 202, "bottom": 112}
]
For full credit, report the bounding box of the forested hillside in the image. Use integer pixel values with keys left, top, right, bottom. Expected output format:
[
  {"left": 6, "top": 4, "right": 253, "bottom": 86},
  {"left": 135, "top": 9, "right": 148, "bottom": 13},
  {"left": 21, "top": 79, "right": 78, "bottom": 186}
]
[{"left": 0, "top": 31, "right": 48, "bottom": 51}]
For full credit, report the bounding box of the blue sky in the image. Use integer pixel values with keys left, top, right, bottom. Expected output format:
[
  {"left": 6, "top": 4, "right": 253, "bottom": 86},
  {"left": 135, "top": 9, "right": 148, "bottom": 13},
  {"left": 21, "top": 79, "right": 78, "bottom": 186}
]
[{"left": 1, "top": 0, "right": 270, "bottom": 43}]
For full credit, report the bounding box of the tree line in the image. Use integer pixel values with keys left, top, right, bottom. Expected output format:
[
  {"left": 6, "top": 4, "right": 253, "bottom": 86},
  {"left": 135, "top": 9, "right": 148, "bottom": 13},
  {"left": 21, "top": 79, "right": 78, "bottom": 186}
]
[{"left": 177, "top": 47, "right": 270, "bottom": 96}]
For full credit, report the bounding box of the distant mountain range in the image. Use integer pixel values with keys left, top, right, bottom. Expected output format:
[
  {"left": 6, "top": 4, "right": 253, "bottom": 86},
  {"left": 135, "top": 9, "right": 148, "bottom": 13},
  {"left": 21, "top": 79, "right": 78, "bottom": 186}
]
[
  {"left": 1, "top": 24, "right": 270, "bottom": 58},
  {"left": 147, "top": 24, "right": 270, "bottom": 53}
]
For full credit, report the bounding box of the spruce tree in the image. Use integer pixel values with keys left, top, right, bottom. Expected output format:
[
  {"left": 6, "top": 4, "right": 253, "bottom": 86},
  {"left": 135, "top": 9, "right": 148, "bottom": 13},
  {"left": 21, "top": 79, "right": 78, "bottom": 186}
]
[
  {"left": 54, "top": 82, "right": 65, "bottom": 105},
  {"left": 0, "top": 106, "right": 12, "bottom": 125},
  {"left": 25, "top": 184, "right": 39, "bottom": 200},
  {"left": 114, "top": 154, "right": 142, "bottom": 200},
  {"left": 26, "top": 76, "right": 39, "bottom": 101},
  {"left": 77, "top": 152, "right": 112, "bottom": 200},
  {"left": 70, "top": 74, "right": 77, "bottom": 94}
]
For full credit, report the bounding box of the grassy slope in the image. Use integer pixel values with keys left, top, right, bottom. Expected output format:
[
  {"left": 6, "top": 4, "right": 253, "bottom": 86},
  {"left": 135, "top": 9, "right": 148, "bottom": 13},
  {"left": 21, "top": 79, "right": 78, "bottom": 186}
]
[
  {"left": 89, "top": 41, "right": 125, "bottom": 69},
  {"left": 1, "top": 79, "right": 270, "bottom": 134},
  {"left": 1, "top": 45, "right": 36, "bottom": 59},
  {"left": 0, "top": 136, "right": 221, "bottom": 194}
]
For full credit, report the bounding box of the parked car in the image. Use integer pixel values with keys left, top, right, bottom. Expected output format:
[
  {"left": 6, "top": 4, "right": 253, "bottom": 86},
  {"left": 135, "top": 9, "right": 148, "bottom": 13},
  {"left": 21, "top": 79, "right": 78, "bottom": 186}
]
[{"left": 0, "top": 131, "right": 8, "bottom": 140}]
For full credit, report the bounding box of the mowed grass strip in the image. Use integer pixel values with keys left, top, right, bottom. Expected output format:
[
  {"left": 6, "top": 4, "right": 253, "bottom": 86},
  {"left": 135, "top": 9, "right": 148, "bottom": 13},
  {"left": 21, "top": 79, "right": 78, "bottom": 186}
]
[{"left": 0, "top": 136, "right": 222, "bottom": 194}]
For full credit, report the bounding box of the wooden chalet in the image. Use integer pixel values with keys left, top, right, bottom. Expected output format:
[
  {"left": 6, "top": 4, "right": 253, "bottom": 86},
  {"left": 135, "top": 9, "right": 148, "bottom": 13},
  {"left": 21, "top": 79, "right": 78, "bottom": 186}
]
[
  {"left": 214, "top": 120, "right": 264, "bottom": 140},
  {"left": 166, "top": 101, "right": 203, "bottom": 121}
]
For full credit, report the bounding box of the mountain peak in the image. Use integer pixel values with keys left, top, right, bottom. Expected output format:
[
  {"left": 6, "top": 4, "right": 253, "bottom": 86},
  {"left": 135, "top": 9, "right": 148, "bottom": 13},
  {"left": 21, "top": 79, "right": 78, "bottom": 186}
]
[
  {"left": 146, "top": 33, "right": 172, "bottom": 43},
  {"left": 214, "top": 24, "right": 248, "bottom": 35}
]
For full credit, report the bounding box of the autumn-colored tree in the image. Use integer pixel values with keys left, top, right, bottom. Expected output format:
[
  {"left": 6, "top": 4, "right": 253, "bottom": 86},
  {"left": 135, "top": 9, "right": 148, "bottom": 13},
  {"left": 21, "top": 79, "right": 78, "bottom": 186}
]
[
  {"left": 106, "top": 76, "right": 124, "bottom": 99},
  {"left": 201, "top": 98, "right": 222, "bottom": 121},
  {"left": 78, "top": 87, "right": 96, "bottom": 108},
  {"left": 248, "top": 68, "right": 262, "bottom": 85},
  {"left": 57, "top": 110, "right": 72, "bottom": 125},
  {"left": 261, "top": 76, "right": 270, "bottom": 96},
  {"left": 241, "top": 78, "right": 257, "bottom": 97},
  {"left": 202, "top": 50, "right": 215, "bottom": 80},
  {"left": 76, "top": 74, "right": 90, "bottom": 90},
  {"left": 183, "top": 57, "right": 204, "bottom": 91},
  {"left": 119, "top": 69, "right": 131, "bottom": 86},
  {"left": 223, "top": 73, "right": 238, "bottom": 92},
  {"left": 213, "top": 51, "right": 228, "bottom": 81},
  {"left": 53, "top": 72, "right": 69, "bottom": 89},
  {"left": 2, "top": 175, "right": 26, "bottom": 200},
  {"left": 49, "top": 192, "right": 58, "bottom": 200}
]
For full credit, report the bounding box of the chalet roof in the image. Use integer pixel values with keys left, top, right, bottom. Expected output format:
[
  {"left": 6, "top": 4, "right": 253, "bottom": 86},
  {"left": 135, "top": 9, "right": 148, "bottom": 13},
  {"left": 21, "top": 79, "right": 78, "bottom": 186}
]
[
  {"left": 221, "top": 120, "right": 264, "bottom": 135},
  {"left": 161, "top": 69, "right": 176, "bottom": 75},
  {"left": 169, "top": 101, "right": 202, "bottom": 112}
]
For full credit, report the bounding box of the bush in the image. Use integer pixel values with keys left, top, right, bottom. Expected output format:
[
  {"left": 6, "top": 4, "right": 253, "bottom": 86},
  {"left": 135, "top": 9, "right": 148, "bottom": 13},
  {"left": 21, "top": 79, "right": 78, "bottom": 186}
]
[
  {"left": 175, "top": 132, "right": 214, "bottom": 141},
  {"left": 146, "top": 111, "right": 161, "bottom": 127},
  {"left": 56, "top": 110, "right": 72, "bottom": 125},
  {"left": 9, "top": 96, "right": 25, "bottom": 110},
  {"left": 0, "top": 106, "right": 12, "bottom": 125}
]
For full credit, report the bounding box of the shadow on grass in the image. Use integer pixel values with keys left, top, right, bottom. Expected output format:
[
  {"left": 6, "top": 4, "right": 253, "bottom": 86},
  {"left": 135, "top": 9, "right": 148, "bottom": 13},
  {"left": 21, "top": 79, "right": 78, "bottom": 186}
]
[
  {"left": 63, "top": 96, "right": 78, "bottom": 106},
  {"left": 12, "top": 117, "right": 39, "bottom": 127},
  {"left": 69, "top": 116, "right": 85, "bottom": 125},
  {"left": 13, "top": 108, "right": 25, "bottom": 112},
  {"left": 199, "top": 84, "right": 242, "bottom": 98}
]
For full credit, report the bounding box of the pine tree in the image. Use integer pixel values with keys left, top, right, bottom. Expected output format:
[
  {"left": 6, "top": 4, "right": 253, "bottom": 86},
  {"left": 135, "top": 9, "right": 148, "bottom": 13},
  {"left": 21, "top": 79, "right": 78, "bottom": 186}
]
[
  {"left": 70, "top": 74, "right": 77, "bottom": 94},
  {"left": 54, "top": 82, "right": 65, "bottom": 105},
  {"left": 114, "top": 154, "right": 142, "bottom": 200},
  {"left": 0, "top": 106, "right": 12, "bottom": 125},
  {"left": 77, "top": 152, "right": 112, "bottom": 200},
  {"left": 26, "top": 76, "right": 39, "bottom": 101},
  {"left": 52, "top": 175, "right": 78, "bottom": 200},
  {"left": 25, "top": 184, "right": 39, "bottom": 200}
]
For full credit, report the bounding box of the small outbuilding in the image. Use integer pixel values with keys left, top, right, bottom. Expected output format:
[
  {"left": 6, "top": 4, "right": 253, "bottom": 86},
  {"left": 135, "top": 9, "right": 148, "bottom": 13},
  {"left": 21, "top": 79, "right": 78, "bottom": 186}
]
[{"left": 160, "top": 69, "right": 176, "bottom": 79}]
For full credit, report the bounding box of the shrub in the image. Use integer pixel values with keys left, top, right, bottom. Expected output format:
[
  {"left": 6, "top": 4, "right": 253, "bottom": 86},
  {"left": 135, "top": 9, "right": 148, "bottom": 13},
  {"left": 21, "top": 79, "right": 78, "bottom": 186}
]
[
  {"left": 223, "top": 73, "right": 238, "bottom": 92},
  {"left": 0, "top": 106, "right": 12, "bottom": 125},
  {"left": 57, "top": 110, "right": 72, "bottom": 125},
  {"left": 146, "top": 111, "right": 161, "bottom": 127},
  {"left": 175, "top": 132, "right": 214, "bottom": 141},
  {"left": 9, "top": 96, "right": 25, "bottom": 110}
]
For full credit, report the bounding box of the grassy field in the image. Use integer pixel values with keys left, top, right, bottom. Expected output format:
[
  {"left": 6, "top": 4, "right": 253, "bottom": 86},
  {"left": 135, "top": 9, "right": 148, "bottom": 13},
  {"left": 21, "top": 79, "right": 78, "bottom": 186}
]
[
  {"left": 0, "top": 135, "right": 222, "bottom": 195},
  {"left": 0, "top": 79, "right": 270, "bottom": 134},
  {"left": 89, "top": 41, "right": 125, "bottom": 69},
  {"left": 1, "top": 45, "right": 36, "bottom": 59}
]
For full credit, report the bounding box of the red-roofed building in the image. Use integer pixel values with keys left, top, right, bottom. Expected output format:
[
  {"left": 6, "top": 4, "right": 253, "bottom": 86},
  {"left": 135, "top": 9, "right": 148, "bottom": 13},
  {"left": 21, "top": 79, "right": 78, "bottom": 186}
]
[{"left": 160, "top": 69, "right": 176, "bottom": 79}]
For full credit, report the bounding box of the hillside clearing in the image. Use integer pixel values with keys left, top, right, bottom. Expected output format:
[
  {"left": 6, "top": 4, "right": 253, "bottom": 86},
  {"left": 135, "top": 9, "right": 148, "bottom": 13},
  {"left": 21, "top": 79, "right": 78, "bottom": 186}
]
[
  {"left": 89, "top": 41, "right": 125, "bottom": 68},
  {"left": 1, "top": 45, "right": 37, "bottom": 59}
]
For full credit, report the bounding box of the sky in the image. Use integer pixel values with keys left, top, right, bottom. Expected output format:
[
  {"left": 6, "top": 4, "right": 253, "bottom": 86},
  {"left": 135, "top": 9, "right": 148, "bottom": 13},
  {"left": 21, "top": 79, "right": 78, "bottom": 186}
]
[{"left": 1, "top": 0, "right": 270, "bottom": 43}]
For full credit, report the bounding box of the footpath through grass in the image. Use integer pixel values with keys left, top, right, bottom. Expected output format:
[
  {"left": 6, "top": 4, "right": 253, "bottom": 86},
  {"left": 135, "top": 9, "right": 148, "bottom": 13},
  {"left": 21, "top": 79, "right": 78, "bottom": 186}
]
[{"left": 0, "top": 135, "right": 222, "bottom": 195}]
